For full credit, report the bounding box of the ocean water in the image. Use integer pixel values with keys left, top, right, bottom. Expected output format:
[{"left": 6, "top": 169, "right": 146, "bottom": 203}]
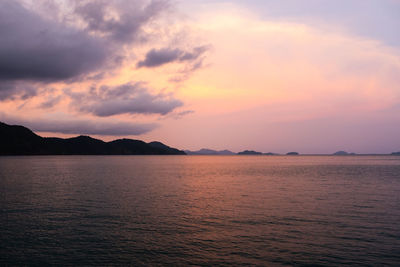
[{"left": 0, "top": 155, "right": 399, "bottom": 266}]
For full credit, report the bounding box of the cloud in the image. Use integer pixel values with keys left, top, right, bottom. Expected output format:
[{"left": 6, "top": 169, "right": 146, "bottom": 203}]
[
  {"left": 0, "top": 0, "right": 205, "bottom": 137},
  {"left": 0, "top": 113, "right": 157, "bottom": 136},
  {"left": 137, "top": 45, "right": 209, "bottom": 68},
  {"left": 67, "top": 83, "right": 183, "bottom": 117},
  {"left": 38, "top": 95, "right": 62, "bottom": 109},
  {"left": 0, "top": 0, "right": 107, "bottom": 82},
  {"left": 0, "top": 0, "right": 178, "bottom": 101},
  {"left": 137, "top": 48, "right": 182, "bottom": 68},
  {"left": 0, "top": 81, "right": 38, "bottom": 101},
  {"left": 74, "top": 0, "right": 170, "bottom": 43},
  {"left": 160, "top": 109, "right": 195, "bottom": 120},
  {"left": 177, "top": 110, "right": 195, "bottom": 116}
]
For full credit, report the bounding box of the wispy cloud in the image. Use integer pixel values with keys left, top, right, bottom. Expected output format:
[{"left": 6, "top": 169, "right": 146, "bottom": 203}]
[
  {"left": 0, "top": 112, "right": 157, "bottom": 136},
  {"left": 66, "top": 83, "right": 183, "bottom": 117},
  {"left": 137, "top": 46, "right": 209, "bottom": 68}
]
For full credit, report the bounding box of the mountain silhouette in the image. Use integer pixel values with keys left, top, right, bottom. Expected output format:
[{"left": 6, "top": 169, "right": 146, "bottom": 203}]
[{"left": 0, "top": 122, "right": 185, "bottom": 155}]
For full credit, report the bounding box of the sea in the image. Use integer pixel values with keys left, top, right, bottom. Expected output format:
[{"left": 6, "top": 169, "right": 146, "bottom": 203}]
[{"left": 0, "top": 155, "right": 399, "bottom": 266}]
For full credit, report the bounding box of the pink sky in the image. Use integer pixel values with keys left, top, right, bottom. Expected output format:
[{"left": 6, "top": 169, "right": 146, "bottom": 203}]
[{"left": 1, "top": 0, "right": 400, "bottom": 154}]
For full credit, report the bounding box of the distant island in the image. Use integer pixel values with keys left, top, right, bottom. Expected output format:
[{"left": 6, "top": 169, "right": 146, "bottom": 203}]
[
  {"left": 286, "top": 152, "right": 299, "bottom": 155},
  {"left": 392, "top": 152, "right": 400, "bottom": 155},
  {"left": 238, "top": 150, "right": 263, "bottom": 155},
  {"left": 185, "top": 149, "right": 236, "bottom": 155},
  {"left": 0, "top": 122, "right": 185, "bottom": 155},
  {"left": 333, "top": 151, "right": 356, "bottom": 155}
]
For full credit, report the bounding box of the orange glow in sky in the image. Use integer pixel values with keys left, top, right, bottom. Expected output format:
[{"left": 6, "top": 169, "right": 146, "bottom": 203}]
[{"left": 1, "top": 0, "right": 400, "bottom": 153}]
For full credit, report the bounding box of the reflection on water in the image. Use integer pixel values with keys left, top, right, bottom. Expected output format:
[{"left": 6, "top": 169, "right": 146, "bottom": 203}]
[{"left": 1, "top": 156, "right": 400, "bottom": 265}]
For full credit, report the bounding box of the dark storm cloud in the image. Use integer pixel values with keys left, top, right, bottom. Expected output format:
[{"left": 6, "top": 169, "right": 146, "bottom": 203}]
[
  {"left": 67, "top": 83, "right": 183, "bottom": 117},
  {"left": 137, "top": 45, "right": 209, "bottom": 68},
  {"left": 0, "top": 0, "right": 108, "bottom": 82},
  {"left": 74, "top": 0, "right": 170, "bottom": 43},
  {"left": 0, "top": 113, "right": 157, "bottom": 136}
]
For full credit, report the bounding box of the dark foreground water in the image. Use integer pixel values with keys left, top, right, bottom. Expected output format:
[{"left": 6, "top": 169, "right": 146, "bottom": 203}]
[{"left": 1, "top": 156, "right": 400, "bottom": 266}]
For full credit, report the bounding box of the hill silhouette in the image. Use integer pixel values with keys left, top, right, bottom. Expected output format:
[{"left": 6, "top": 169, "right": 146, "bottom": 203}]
[{"left": 0, "top": 122, "right": 185, "bottom": 155}]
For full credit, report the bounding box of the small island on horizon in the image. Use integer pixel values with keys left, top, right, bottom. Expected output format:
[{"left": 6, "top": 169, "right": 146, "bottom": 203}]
[
  {"left": 333, "top": 151, "right": 356, "bottom": 155},
  {"left": 238, "top": 150, "right": 263, "bottom": 155},
  {"left": 185, "top": 148, "right": 236, "bottom": 155}
]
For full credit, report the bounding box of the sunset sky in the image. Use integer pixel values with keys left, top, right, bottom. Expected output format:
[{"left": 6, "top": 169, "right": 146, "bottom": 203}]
[{"left": 1, "top": 0, "right": 399, "bottom": 153}]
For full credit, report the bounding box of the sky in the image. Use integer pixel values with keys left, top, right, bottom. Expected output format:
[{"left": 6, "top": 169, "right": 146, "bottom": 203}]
[{"left": 1, "top": 0, "right": 400, "bottom": 154}]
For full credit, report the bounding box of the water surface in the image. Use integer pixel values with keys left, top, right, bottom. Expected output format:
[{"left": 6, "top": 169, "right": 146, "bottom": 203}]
[{"left": 1, "top": 156, "right": 400, "bottom": 266}]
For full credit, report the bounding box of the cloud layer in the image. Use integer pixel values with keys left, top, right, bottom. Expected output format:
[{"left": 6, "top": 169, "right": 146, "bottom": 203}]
[
  {"left": 0, "top": 0, "right": 203, "bottom": 136},
  {"left": 0, "top": 81, "right": 38, "bottom": 101},
  {"left": 0, "top": 113, "right": 157, "bottom": 136},
  {"left": 0, "top": 0, "right": 107, "bottom": 82},
  {"left": 67, "top": 83, "right": 183, "bottom": 117}
]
